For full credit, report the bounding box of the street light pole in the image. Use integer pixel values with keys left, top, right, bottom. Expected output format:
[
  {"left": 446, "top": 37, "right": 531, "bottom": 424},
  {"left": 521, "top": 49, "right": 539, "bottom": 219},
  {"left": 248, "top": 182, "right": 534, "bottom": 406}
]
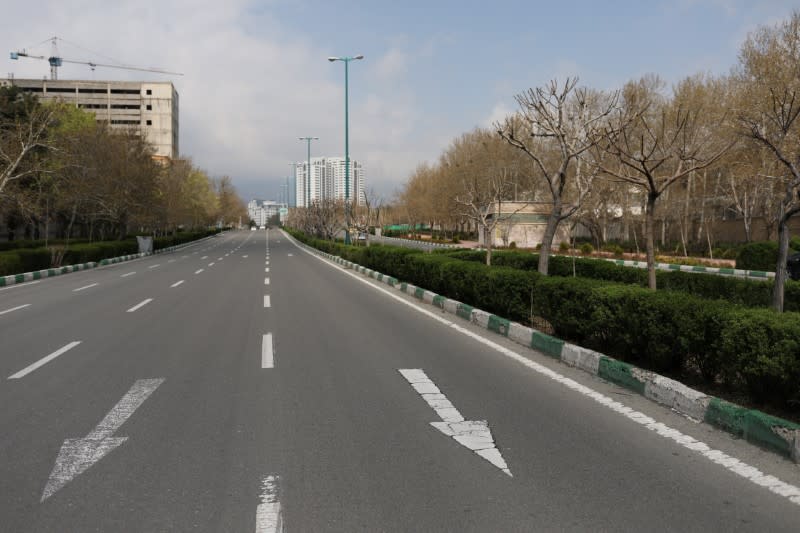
[
  {"left": 298, "top": 137, "right": 318, "bottom": 208},
  {"left": 328, "top": 54, "right": 363, "bottom": 244}
]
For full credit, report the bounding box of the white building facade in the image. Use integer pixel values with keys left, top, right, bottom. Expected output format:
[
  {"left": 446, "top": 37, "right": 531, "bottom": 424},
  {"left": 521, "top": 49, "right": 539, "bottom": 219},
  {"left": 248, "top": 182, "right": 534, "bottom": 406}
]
[
  {"left": 294, "top": 157, "right": 364, "bottom": 207},
  {"left": 0, "top": 78, "right": 179, "bottom": 160}
]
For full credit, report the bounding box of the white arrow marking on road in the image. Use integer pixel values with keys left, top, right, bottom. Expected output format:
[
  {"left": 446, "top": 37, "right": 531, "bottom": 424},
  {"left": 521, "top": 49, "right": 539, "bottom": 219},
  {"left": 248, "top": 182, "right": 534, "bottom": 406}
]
[
  {"left": 399, "top": 369, "right": 512, "bottom": 477},
  {"left": 262, "top": 334, "right": 274, "bottom": 368},
  {"left": 0, "top": 303, "right": 30, "bottom": 316},
  {"left": 40, "top": 378, "right": 164, "bottom": 501},
  {"left": 8, "top": 341, "right": 81, "bottom": 379},
  {"left": 255, "top": 474, "right": 283, "bottom": 533}
]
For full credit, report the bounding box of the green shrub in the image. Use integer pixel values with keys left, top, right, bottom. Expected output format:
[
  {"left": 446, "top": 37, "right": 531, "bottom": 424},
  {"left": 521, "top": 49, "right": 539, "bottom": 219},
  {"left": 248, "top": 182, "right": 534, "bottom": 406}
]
[
  {"left": 559, "top": 241, "right": 570, "bottom": 252},
  {"left": 580, "top": 243, "right": 594, "bottom": 255},
  {"left": 736, "top": 241, "right": 779, "bottom": 271},
  {"left": 602, "top": 243, "right": 625, "bottom": 257}
]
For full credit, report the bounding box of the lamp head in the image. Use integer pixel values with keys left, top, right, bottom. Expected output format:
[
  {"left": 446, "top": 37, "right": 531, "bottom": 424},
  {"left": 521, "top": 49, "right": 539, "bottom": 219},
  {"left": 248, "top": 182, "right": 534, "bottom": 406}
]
[
  {"left": 354, "top": 54, "right": 364, "bottom": 60},
  {"left": 327, "top": 56, "right": 339, "bottom": 62}
]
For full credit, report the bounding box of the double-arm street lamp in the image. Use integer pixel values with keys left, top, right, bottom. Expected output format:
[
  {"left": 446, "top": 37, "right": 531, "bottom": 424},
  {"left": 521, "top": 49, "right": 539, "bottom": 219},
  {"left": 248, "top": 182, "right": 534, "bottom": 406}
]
[
  {"left": 298, "top": 137, "right": 318, "bottom": 207},
  {"left": 328, "top": 54, "right": 363, "bottom": 244}
]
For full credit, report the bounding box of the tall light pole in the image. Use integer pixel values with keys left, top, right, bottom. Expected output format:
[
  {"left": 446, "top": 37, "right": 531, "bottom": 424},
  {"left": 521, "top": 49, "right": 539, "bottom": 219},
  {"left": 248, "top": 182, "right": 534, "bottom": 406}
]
[
  {"left": 328, "top": 54, "right": 363, "bottom": 244},
  {"left": 298, "top": 137, "right": 318, "bottom": 207}
]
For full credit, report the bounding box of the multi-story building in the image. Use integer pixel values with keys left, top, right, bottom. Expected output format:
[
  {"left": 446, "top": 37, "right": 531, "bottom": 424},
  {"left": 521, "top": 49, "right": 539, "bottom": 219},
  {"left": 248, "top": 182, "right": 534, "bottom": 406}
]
[
  {"left": 294, "top": 156, "right": 364, "bottom": 207},
  {"left": 248, "top": 199, "right": 286, "bottom": 226},
  {"left": 0, "top": 78, "right": 179, "bottom": 160}
]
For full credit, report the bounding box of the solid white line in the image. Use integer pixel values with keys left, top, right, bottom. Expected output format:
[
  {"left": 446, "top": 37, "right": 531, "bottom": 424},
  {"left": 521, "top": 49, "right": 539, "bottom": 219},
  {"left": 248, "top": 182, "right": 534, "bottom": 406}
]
[
  {"left": 148, "top": 264, "right": 160, "bottom": 269},
  {"left": 126, "top": 298, "right": 153, "bottom": 313},
  {"left": 264, "top": 278, "right": 270, "bottom": 285},
  {"left": 255, "top": 474, "right": 282, "bottom": 533},
  {"left": 120, "top": 272, "right": 136, "bottom": 278},
  {"left": 170, "top": 280, "right": 185, "bottom": 288},
  {"left": 8, "top": 341, "right": 82, "bottom": 379},
  {"left": 73, "top": 283, "right": 99, "bottom": 292},
  {"left": 262, "top": 333, "right": 274, "bottom": 368},
  {"left": 195, "top": 269, "right": 204, "bottom": 274},
  {"left": 287, "top": 231, "right": 800, "bottom": 507},
  {"left": 0, "top": 304, "right": 31, "bottom": 316},
  {"left": 264, "top": 295, "right": 271, "bottom": 308}
]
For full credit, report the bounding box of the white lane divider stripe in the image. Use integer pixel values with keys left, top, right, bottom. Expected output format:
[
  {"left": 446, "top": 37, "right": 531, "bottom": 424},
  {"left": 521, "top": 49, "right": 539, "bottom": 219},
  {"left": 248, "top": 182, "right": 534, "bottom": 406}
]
[
  {"left": 121, "top": 272, "right": 136, "bottom": 278},
  {"left": 265, "top": 268, "right": 270, "bottom": 273},
  {"left": 126, "top": 298, "right": 153, "bottom": 313},
  {"left": 148, "top": 264, "right": 160, "bottom": 269},
  {"left": 168, "top": 259, "right": 176, "bottom": 263},
  {"left": 8, "top": 341, "right": 82, "bottom": 379},
  {"left": 262, "top": 334, "right": 274, "bottom": 368},
  {"left": 289, "top": 230, "right": 800, "bottom": 507},
  {"left": 170, "top": 280, "right": 185, "bottom": 288},
  {"left": 208, "top": 262, "right": 215, "bottom": 267},
  {"left": 255, "top": 474, "right": 282, "bottom": 533},
  {"left": 195, "top": 269, "right": 204, "bottom": 274},
  {"left": 264, "top": 278, "right": 270, "bottom": 285},
  {"left": 0, "top": 280, "right": 40, "bottom": 291},
  {"left": 0, "top": 304, "right": 31, "bottom": 316},
  {"left": 202, "top": 256, "right": 208, "bottom": 259},
  {"left": 264, "top": 295, "right": 271, "bottom": 308},
  {"left": 73, "top": 283, "right": 99, "bottom": 292}
]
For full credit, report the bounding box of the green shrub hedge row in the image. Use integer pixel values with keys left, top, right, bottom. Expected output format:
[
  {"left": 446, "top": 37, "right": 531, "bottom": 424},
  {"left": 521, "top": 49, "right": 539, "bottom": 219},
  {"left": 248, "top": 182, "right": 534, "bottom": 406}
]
[
  {"left": 433, "top": 249, "right": 800, "bottom": 312},
  {"left": 0, "top": 229, "right": 220, "bottom": 276},
  {"left": 735, "top": 239, "right": 800, "bottom": 271},
  {"left": 289, "top": 230, "right": 800, "bottom": 416}
]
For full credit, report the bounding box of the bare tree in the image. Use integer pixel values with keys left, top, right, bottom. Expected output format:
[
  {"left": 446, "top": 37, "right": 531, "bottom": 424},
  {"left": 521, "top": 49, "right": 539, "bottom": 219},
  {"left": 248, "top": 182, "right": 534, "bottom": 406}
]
[
  {"left": 497, "top": 78, "right": 620, "bottom": 274},
  {"left": 598, "top": 75, "right": 731, "bottom": 289},
  {"left": 0, "top": 98, "right": 58, "bottom": 198},
  {"left": 736, "top": 11, "right": 800, "bottom": 311}
]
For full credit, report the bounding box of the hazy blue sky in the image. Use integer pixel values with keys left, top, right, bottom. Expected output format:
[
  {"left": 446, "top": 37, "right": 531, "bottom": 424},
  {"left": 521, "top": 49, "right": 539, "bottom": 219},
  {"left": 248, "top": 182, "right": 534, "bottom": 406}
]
[{"left": 2, "top": 1, "right": 797, "bottom": 201}]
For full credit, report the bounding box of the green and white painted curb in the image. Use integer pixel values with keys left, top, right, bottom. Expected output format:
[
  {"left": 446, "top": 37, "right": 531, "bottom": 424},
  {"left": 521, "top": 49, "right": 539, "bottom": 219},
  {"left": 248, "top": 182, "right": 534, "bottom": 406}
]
[
  {"left": 0, "top": 233, "right": 221, "bottom": 288},
  {"left": 604, "top": 257, "right": 774, "bottom": 280},
  {"left": 292, "top": 236, "right": 800, "bottom": 464}
]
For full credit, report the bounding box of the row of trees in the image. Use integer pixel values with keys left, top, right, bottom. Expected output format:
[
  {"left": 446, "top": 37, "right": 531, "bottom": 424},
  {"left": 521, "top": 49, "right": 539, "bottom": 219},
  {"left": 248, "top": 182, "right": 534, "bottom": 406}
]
[
  {"left": 397, "top": 11, "right": 800, "bottom": 311},
  {"left": 0, "top": 86, "right": 247, "bottom": 244}
]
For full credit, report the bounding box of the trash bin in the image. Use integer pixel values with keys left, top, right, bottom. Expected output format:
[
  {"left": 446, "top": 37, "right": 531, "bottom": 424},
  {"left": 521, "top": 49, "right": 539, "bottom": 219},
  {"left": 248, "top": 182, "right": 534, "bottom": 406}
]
[{"left": 788, "top": 253, "right": 800, "bottom": 281}]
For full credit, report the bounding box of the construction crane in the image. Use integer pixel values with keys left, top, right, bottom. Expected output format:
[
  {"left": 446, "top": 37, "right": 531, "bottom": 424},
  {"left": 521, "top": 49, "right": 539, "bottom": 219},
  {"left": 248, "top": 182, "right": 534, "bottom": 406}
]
[{"left": 10, "top": 36, "right": 182, "bottom": 80}]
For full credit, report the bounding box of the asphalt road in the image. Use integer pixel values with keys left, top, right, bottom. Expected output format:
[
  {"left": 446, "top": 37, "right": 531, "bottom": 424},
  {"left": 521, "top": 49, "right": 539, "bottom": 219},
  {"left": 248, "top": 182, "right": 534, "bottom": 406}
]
[{"left": 1, "top": 228, "right": 800, "bottom": 532}]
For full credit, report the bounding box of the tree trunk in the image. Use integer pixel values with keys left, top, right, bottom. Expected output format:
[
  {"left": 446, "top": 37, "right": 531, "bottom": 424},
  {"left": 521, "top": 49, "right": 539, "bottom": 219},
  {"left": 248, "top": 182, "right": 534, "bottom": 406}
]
[
  {"left": 538, "top": 202, "right": 562, "bottom": 275},
  {"left": 772, "top": 213, "right": 791, "bottom": 312},
  {"left": 645, "top": 192, "right": 659, "bottom": 290}
]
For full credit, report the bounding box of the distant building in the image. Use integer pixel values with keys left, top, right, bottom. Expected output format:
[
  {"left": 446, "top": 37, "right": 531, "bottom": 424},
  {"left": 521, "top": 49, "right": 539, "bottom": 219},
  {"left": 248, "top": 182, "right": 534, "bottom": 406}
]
[
  {"left": 248, "top": 199, "right": 286, "bottom": 226},
  {"left": 294, "top": 156, "right": 364, "bottom": 207},
  {"left": 478, "top": 202, "right": 569, "bottom": 249},
  {"left": 0, "top": 78, "right": 179, "bottom": 160}
]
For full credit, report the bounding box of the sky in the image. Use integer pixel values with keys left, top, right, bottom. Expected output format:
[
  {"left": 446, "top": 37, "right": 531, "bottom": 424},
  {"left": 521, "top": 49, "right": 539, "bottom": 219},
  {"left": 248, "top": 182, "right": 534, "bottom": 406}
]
[{"left": 1, "top": 0, "right": 797, "bottom": 202}]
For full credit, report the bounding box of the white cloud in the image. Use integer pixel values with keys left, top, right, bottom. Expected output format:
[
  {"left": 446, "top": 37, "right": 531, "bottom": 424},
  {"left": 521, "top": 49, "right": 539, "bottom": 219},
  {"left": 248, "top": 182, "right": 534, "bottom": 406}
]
[
  {"left": 1, "top": 0, "right": 446, "bottom": 200},
  {"left": 483, "top": 101, "right": 513, "bottom": 128}
]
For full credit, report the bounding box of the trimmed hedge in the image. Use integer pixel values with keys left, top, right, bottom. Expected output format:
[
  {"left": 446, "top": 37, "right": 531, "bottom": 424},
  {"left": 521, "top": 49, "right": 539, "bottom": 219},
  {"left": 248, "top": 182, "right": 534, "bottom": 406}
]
[
  {"left": 736, "top": 239, "right": 800, "bottom": 271},
  {"left": 435, "top": 249, "right": 800, "bottom": 312},
  {"left": 290, "top": 230, "right": 800, "bottom": 417},
  {"left": 0, "top": 229, "right": 220, "bottom": 276}
]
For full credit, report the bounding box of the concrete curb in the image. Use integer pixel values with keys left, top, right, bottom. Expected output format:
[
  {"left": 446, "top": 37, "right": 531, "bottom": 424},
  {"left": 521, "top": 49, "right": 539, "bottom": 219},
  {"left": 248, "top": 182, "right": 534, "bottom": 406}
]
[
  {"left": 604, "top": 257, "right": 774, "bottom": 280},
  {"left": 289, "top": 234, "right": 800, "bottom": 463},
  {"left": 0, "top": 233, "right": 221, "bottom": 288}
]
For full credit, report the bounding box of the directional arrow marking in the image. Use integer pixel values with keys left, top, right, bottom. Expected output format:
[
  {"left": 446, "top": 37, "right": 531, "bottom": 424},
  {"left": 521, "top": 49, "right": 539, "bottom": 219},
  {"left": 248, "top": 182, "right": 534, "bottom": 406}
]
[
  {"left": 41, "top": 378, "right": 165, "bottom": 501},
  {"left": 399, "top": 369, "right": 512, "bottom": 477}
]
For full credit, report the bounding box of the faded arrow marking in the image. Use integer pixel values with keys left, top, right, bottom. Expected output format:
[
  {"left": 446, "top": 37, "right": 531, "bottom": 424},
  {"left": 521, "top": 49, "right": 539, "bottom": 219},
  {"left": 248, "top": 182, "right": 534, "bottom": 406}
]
[
  {"left": 399, "top": 368, "right": 512, "bottom": 476},
  {"left": 41, "top": 378, "right": 164, "bottom": 501}
]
